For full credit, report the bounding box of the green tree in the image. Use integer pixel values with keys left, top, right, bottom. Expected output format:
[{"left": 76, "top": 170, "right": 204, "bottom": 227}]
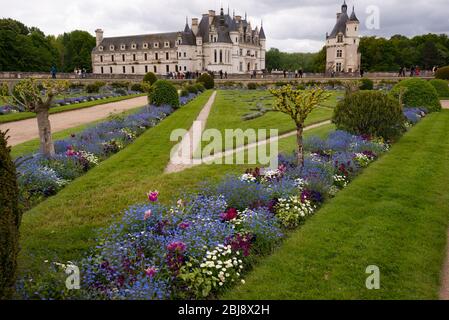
[{"left": 57, "top": 30, "right": 96, "bottom": 72}]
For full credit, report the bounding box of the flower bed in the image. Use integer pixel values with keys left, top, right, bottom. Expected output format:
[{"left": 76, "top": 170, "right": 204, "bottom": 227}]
[
  {"left": 68, "top": 108, "right": 427, "bottom": 300},
  {"left": 16, "top": 92, "right": 201, "bottom": 209}
]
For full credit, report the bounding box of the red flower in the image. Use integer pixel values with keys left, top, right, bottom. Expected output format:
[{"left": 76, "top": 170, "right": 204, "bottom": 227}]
[
  {"left": 145, "top": 267, "right": 158, "bottom": 278},
  {"left": 220, "top": 208, "right": 238, "bottom": 221}
]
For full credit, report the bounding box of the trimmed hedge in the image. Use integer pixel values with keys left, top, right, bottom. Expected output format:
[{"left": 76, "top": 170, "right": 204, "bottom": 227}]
[
  {"left": 197, "top": 73, "right": 214, "bottom": 89},
  {"left": 0, "top": 131, "right": 22, "bottom": 299},
  {"left": 143, "top": 72, "right": 158, "bottom": 85},
  {"left": 435, "top": 66, "right": 449, "bottom": 80},
  {"left": 148, "top": 80, "right": 180, "bottom": 109},
  {"left": 429, "top": 79, "right": 449, "bottom": 98},
  {"left": 247, "top": 83, "right": 258, "bottom": 90},
  {"left": 86, "top": 81, "right": 106, "bottom": 93},
  {"left": 390, "top": 78, "right": 441, "bottom": 112},
  {"left": 130, "top": 83, "right": 144, "bottom": 92},
  {"left": 333, "top": 90, "right": 406, "bottom": 140}
]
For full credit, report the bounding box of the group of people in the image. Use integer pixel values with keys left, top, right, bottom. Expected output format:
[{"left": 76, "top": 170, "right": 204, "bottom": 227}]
[
  {"left": 398, "top": 66, "right": 422, "bottom": 77},
  {"left": 166, "top": 71, "right": 200, "bottom": 80},
  {"left": 74, "top": 68, "right": 88, "bottom": 78}
]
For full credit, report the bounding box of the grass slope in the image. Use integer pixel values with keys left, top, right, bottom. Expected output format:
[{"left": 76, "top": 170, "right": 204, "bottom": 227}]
[
  {"left": 0, "top": 94, "right": 145, "bottom": 124},
  {"left": 224, "top": 110, "right": 449, "bottom": 300}
]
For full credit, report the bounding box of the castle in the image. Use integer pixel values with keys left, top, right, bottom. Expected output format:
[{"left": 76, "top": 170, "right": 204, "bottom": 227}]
[
  {"left": 326, "top": 1, "right": 361, "bottom": 74},
  {"left": 92, "top": 8, "right": 266, "bottom": 76}
]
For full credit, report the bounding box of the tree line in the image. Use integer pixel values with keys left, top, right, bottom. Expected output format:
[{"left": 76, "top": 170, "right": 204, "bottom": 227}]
[
  {"left": 267, "top": 33, "right": 449, "bottom": 73},
  {"left": 0, "top": 19, "right": 95, "bottom": 73}
]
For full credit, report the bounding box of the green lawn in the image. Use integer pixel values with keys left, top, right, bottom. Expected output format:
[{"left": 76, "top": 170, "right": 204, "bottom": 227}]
[
  {"left": 224, "top": 110, "right": 449, "bottom": 300},
  {"left": 0, "top": 94, "right": 145, "bottom": 124},
  {"left": 201, "top": 90, "right": 340, "bottom": 152}
]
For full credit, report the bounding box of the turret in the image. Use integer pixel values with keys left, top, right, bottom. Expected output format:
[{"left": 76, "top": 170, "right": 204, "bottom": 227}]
[{"left": 95, "top": 29, "right": 104, "bottom": 47}]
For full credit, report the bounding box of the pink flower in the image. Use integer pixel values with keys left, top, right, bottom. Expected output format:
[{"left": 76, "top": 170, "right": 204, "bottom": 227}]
[
  {"left": 179, "top": 222, "right": 190, "bottom": 230},
  {"left": 65, "top": 146, "right": 78, "bottom": 157},
  {"left": 167, "top": 241, "right": 187, "bottom": 253},
  {"left": 147, "top": 190, "right": 159, "bottom": 202},
  {"left": 145, "top": 267, "right": 158, "bottom": 278},
  {"left": 220, "top": 208, "right": 238, "bottom": 221},
  {"left": 144, "top": 209, "right": 152, "bottom": 221}
]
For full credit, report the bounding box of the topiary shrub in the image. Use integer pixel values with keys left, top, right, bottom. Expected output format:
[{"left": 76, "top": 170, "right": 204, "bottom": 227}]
[
  {"left": 0, "top": 130, "right": 22, "bottom": 299},
  {"left": 197, "top": 73, "right": 214, "bottom": 89},
  {"left": 0, "top": 83, "right": 9, "bottom": 96},
  {"left": 390, "top": 78, "right": 441, "bottom": 112},
  {"left": 148, "top": 80, "right": 179, "bottom": 108},
  {"left": 247, "top": 83, "right": 258, "bottom": 90},
  {"left": 86, "top": 81, "right": 105, "bottom": 94},
  {"left": 429, "top": 79, "right": 449, "bottom": 98},
  {"left": 111, "top": 81, "right": 130, "bottom": 89},
  {"left": 143, "top": 72, "right": 158, "bottom": 85},
  {"left": 333, "top": 90, "right": 406, "bottom": 140},
  {"left": 435, "top": 66, "right": 449, "bottom": 80},
  {"left": 359, "top": 78, "right": 374, "bottom": 90},
  {"left": 130, "top": 83, "right": 143, "bottom": 92}
]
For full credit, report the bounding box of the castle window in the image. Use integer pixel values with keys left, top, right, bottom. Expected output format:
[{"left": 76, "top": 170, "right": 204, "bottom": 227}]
[
  {"left": 145, "top": 65, "right": 148, "bottom": 73},
  {"left": 101, "top": 67, "right": 104, "bottom": 74},
  {"left": 255, "top": 51, "right": 258, "bottom": 58},
  {"left": 111, "top": 55, "right": 115, "bottom": 62},
  {"left": 336, "top": 63, "right": 342, "bottom": 72},
  {"left": 131, "top": 66, "right": 135, "bottom": 73},
  {"left": 154, "top": 66, "right": 157, "bottom": 73},
  {"left": 164, "top": 42, "right": 170, "bottom": 48},
  {"left": 110, "top": 45, "right": 115, "bottom": 51},
  {"left": 133, "top": 54, "right": 136, "bottom": 61},
  {"left": 155, "top": 53, "right": 159, "bottom": 60},
  {"left": 144, "top": 53, "right": 148, "bottom": 61},
  {"left": 166, "top": 65, "right": 170, "bottom": 72},
  {"left": 214, "top": 50, "right": 217, "bottom": 63},
  {"left": 122, "top": 54, "right": 126, "bottom": 62},
  {"left": 99, "top": 46, "right": 103, "bottom": 51},
  {"left": 219, "top": 50, "right": 223, "bottom": 63},
  {"left": 166, "top": 52, "right": 169, "bottom": 60},
  {"left": 154, "top": 42, "right": 159, "bottom": 48},
  {"left": 184, "top": 52, "right": 187, "bottom": 58},
  {"left": 337, "top": 35, "right": 343, "bottom": 43},
  {"left": 337, "top": 50, "right": 343, "bottom": 58},
  {"left": 143, "top": 43, "right": 148, "bottom": 49},
  {"left": 100, "top": 55, "right": 103, "bottom": 62},
  {"left": 121, "top": 44, "right": 126, "bottom": 50},
  {"left": 110, "top": 67, "right": 113, "bottom": 73},
  {"left": 131, "top": 44, "right": 137, "bottom": 49},
  {"left": 355, "top": 26, "right": 358, "bottom": 31},
  {"left": 123, "top": 66, "right": 126, "bottom": 74}
]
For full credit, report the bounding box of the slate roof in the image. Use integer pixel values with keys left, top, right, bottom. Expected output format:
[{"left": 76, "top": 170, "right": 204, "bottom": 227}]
[
  {"left": 94, "top": 32, "right": 179, "bottom": 52},
  {"left": 328, "top": 2, "right": 358, "bottom": 39}
]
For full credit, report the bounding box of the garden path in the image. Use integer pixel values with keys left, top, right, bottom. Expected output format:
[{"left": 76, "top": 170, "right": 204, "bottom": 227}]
[
  {"left": 0, "top": 95, "right": 148, "bottom": 146},
  {"left": 441, "top": 100, "right": 449, "bottom": 109},
  {"left": 165, "top": 114, "right": 332, "bottom": 174}
]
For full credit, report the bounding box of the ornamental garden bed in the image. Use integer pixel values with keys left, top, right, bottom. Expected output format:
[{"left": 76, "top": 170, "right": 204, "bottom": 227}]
[{"left": 17, "top": 106, "right": 428, "bottom": 299}]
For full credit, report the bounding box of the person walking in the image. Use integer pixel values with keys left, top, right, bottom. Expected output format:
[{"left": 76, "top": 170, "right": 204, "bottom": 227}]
[
  {"left": 410, "top": 66, "right": 415, "bottom": 77},
  {"left": 50, "top": 66, "right": 57, "bottom": 79},
  {"left": 360, "top": 68, "right": 364, "bottom": 78}
]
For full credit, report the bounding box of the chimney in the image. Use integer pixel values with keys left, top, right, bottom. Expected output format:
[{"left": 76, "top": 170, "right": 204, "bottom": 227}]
[
  {"left": 95, "top": 29, "right": 104, "bottom": 46},
  {"left": 208, "top": 10, "right": 215, "bottom": 24},
  {"left": 192, "top": 18, "right": 199, "bottom": 35}
]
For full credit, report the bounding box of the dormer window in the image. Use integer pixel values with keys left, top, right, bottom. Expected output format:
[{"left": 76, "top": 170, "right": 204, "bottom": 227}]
[
  {"left": 131, "top": 43, "right": 137, "bottom": 50},
  {"left": 164, "top": 42, "right": 170, "bottom": 48},
  {"left": 154, "top": 42, "right": 159, "bottom": 48},
  {"left": 143, "top": 43, "right": 148, "bottom": 49},
  {"left": 110, "top": 45, "right": 115, "bottom": 51},
  {"left": 121, "top": 44, "right": 126, "bottom": 50},
  {"left": 99, "top": 46, "right": 104, "bottom": 51},
  {"left": 177, "top": 39, "right": 182, "bottom": 45},
  {"left": 337, "top": 34, "right": 344, "bottom": 43}
]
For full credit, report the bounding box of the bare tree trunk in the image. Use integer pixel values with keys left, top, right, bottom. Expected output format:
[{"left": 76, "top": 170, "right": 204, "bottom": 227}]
[
  {"left": 36, "top": 107, "right": 55, "bottom": 157},
  {"left": 296, "top": 125, "right": 304, "bottom": 169}
]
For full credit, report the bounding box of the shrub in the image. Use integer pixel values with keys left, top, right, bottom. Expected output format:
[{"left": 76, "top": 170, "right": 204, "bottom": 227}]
[
  {"left": 197, "top": 73, "right": 214, "bottom": 89},
  {"left": 0, "top": 83, "right": 8, "bottom": 97},
  {"left": 435, "top": 66, "right": 449, "bottom": 80},
  {"left": 194, "top": 83, "right": 205, "bottom": 92},
  {"left": 429, "top": 79, "right": 449, "bottom": 98},
  {"left": 114, "top": 88, "right": 127, "bottom": 96},
  {"left": 333, "top": 90, "right": 406, "bottom": 140},
  {"left": 148, "top": 80, "right": 180, "bottom": 108},
  {"left": 0, "top": 130, "right": 22, "bottom": 299},
  {"left": 247, "top": 83, "right": 258, "bottom": 90},
  {"left": 86, "top": 81, "right": 106, "bottom": 93},
  {"left": 110, "top": 81, "right": 130, "bottom": 89},
  {"left": 68, "top": 82, "right": 85, "bottom": 90},
  {"left": 186, "top": 84, "right": 198, "bottom": 94},
  {"left": 130, "top": 83, "right": 143, "bottom": 92},
  {"left": 180, "top": 89, "right": 189, "bottom": 97},
  {"left": 390, "top": 78, "right": 441, "bottom": 112},
  {"left": 143, "top": 72, "right": 158, "bottom": 85},
  {"left": 359, "top": 78, "right": 374, "bottom": 90}
]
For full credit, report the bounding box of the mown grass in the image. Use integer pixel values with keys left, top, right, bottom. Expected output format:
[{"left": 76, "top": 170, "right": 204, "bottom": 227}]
[
  {"left": 0, "top": 94, "right": 145, "bottom": 124},
  {"left": 223, "top": 110, "right": 449, "bottom": 300},
  {"left": 201, "top": 90, "right": 340, "bottom": 152}
]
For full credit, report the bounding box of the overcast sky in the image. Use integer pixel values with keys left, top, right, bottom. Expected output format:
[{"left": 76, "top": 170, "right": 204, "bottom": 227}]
[{"left": 1, "top": 0, "right": 449, "bottom": 52}]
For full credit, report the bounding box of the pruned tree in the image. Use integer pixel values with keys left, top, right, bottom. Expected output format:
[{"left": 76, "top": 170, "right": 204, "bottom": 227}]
[
  {"left": 0, "top": 130, "right": 22, "bottom": 299},
  {"left": 270, "top": 85, "right": 330, "bottom": 167},
  {"left": 8, "top": 79, "right": 68, "bottom": 157}
]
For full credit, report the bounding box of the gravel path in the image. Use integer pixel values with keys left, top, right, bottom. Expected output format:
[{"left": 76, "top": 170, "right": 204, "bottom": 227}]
[{"left": 0, "top": 96, "right": 148, "bottom": 146}]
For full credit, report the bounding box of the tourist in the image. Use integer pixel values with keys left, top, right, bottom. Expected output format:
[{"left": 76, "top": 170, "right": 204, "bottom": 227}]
[
  {"left": 219, "top": 70, "right": 223, "bottom": 79},
  {"left": 299, "top": 69, "right": 304, "bottom": 78},
  {"left": 410, "top": 66, "right": 415, "bottom": 77},
  {"left": 50, "top": 66, "right": 57, "bottom": 79},
  {"left": 253, "top": 70, "right": 257, "bottom": 79},
  {"left": 360, "top": 68, "right": 364, "bottom": 78}
]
